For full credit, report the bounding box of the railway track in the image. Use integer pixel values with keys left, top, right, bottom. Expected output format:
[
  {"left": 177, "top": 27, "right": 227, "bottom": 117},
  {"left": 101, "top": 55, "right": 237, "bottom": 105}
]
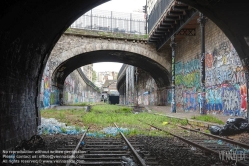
[
  {"left": 139, "top": 120, "right": 249, "bottom": 166},
  {"left": 6, "top": 121, "right": 248, "bottom": 165},
  {"left": 55, "top": 124, "right": 160, "bottom": 166}
]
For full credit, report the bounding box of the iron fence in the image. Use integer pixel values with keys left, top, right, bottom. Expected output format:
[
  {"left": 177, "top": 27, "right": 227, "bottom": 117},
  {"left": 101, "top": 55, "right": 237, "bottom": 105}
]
[
  {"left": 71, "top": 9, "right": 146, "bottom": 35},
  {"left": 148, "top": 0, "right": 173, "bottom": 33}
]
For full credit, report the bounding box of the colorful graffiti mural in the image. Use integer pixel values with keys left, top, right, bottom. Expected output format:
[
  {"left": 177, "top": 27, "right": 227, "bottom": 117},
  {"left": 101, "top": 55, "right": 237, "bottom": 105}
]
[
  {"left": 174, "top": 41, "right": 247, "bottom": 116},
  {"left": 40, "top": 65, "right": 51, "bottom": 108},
  {"left": 40, "top": 62, "right": 100, "bottom": 108},
  {"left": 175, "top": 59, "right": 200, "bottom": 112},
  {"left": 205, "top": 41, "right": 247, "bottom": 116}
]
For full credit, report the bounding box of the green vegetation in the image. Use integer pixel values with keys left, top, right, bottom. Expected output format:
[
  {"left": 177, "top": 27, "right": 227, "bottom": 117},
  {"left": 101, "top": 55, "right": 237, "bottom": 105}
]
[
  {"left": 68, "top": 102, "right": 91, "bottom": 106},
  {"left": 41, "top": 104, "right": 188, "bottom": 137},
  {"left": 191, "top": 115, "right": 224, "bottom": 125},
  {"left": 204, "top": 129, "right": 210, "bottom": 134}
]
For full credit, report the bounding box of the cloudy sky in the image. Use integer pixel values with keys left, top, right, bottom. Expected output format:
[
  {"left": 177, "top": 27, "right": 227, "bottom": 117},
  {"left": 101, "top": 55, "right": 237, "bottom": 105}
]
[
  {"left": 92, "top": 0, "right": 145, "bottom": 72},
  {"left": 95, "top": 0, "right": 146, "bottom": 13}
]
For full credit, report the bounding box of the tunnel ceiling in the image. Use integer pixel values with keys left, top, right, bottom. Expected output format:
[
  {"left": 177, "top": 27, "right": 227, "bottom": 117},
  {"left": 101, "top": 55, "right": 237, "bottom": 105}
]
[{"left": 52, "top": 50, "right": 171, "bottom": 89}]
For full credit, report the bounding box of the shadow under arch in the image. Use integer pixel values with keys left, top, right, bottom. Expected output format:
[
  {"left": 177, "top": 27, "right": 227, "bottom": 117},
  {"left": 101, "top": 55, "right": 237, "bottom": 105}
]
[{"left": 52, "top": 50, "right": 171, "bottom": 91}]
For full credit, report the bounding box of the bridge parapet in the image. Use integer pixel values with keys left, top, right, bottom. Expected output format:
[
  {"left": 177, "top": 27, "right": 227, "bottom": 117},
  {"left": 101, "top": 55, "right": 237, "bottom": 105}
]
[{"left": 65, "top": 28, "right": 148, "bottom": 41}]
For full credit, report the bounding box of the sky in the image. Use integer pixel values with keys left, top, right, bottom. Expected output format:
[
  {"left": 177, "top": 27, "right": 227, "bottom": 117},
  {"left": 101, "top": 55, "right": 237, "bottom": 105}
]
[
  {"left": 93, "top": 62, "right": 123, "bottom": 72},
  {"left": 94, "top": 0, "right": 146, "bottom": 13},
  {"left": 92, "top": 0, "right": 146, "bottom": 72}
]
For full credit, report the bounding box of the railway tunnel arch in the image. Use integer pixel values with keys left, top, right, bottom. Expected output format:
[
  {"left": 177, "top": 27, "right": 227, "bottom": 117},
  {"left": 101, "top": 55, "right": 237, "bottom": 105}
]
[
  {"left": 51, "top": 50, "right": 171, "bottom": 93},
  {"left": 1, "top": 0, "right": 249, "bottom": 150}
]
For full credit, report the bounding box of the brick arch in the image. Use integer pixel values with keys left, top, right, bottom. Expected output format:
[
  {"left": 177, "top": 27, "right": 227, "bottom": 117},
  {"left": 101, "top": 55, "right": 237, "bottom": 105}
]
[
  {"left": 49, "top": 33, "right": 171, "bottom": 89},
  {"left": 51, "top": 50, "right": 171, "bottom": 90},
  {"left": 49, "top": 34, "right": 171, "bottom": 73}
]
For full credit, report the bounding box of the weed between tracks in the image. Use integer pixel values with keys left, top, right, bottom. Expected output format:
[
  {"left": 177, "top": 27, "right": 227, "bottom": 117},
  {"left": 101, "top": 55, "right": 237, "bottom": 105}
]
[
  {"left": 41, "top": 104, "right": 188, "bottom": 137},
  {"left": 191, "top": 115, "right": 224, "bottom": 125}
]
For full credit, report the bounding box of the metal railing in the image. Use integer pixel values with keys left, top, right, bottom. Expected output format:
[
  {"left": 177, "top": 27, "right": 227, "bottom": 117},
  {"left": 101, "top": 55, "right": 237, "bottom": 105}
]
[
  {"left": 71, "top": 9, "right": 146, "bottom": 35},
  {"left": 148, "top": 0, "right": 173, "bottom": 33}
]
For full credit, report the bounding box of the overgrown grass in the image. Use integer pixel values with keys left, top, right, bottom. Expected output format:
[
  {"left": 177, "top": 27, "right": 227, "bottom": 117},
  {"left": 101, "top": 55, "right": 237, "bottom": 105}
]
[
  {"left": 191, "top": 115, "right": 224, "bottom": 125},
  {"left": 90, "top": 105, "right": 132, "bottom": 113},
  {"left": 68, "top": 102, "right": 91, "bottom": 106},
  {"left": 41, "top": 104, "right": 188, "bottom": 137}
]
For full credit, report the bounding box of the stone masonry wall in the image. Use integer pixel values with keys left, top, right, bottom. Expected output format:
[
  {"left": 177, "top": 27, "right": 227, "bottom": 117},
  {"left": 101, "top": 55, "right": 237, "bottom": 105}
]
[
  {"left": 120, "top": 66, "right": 170, "bottom": 106},
  {"left": 63, "top": 70, "right": 100, "bottom": 104},
  {"left": 137, "top": 71, "right": 159, "bottom": 106},
  {"left": 50, "top": 33, "right": 171, "bottom": 73},
  {"left": 40, "top": 60, "right": 100, "bottom": 109},
  {"left": 175, "top": 20, "right": 247, "bottom": 116}
]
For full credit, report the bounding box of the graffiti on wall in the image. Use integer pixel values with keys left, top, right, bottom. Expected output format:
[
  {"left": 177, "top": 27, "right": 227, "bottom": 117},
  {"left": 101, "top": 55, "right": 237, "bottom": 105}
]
[
  {"left": 40, "top": 65, "right": 51, "bottom": 108},
  {"left": 119, "top": 42, "right": 247, "bottom": 114},
  {"left": 50, "top": 89, "right": 60, "bottom": 105},
  {"left": 175, "top": 59, "right": 200, "bottom": 112},
  {"left": 183, "top": 89, "right": 198, "bottom": 111},
  {"left": 167, "top": 89, "right": 172, "bottom": 104},
  {"left": 204, "top": 41, "right": 247, "bottom": 116},
  {"left": 174, "top": 41, "right": 247, "bottom": 116},
  {"left": 40, "top": 61, "right": 100, "bottom": 108}
]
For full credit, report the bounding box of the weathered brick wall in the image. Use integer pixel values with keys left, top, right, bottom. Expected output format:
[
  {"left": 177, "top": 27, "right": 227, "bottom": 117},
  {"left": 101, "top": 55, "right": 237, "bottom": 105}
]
[{"left": 175, "top": 20, "right": 247, "bottom": 116}]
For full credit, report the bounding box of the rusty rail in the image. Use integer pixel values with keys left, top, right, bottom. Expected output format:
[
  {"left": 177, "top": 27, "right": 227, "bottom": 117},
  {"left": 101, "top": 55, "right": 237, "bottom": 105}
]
[
  {"left": 178, "top": 125, "right": 249, "bottom": 149},
  {"left": 114, "top": 123, "right": 147, "bottom": 166},
  {"left": 66, "top": 127, "right": 89, "bottom": 166},
  {"left": 139, "top": 120, "right": 248, "bottom": 166}
]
